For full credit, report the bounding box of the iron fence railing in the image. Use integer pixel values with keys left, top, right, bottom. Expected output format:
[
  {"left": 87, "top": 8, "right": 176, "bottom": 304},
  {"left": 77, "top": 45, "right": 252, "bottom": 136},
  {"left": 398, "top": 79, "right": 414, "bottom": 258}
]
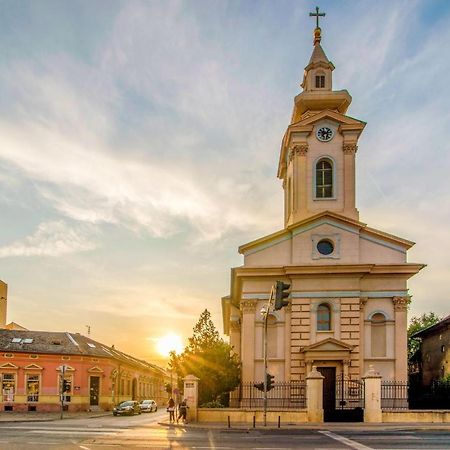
[
  {"left": 229, "top": 381, "right": 307, "bottom": 409},
  {"left": 381, "top": 380, "right": 409, "bottom": 410}
]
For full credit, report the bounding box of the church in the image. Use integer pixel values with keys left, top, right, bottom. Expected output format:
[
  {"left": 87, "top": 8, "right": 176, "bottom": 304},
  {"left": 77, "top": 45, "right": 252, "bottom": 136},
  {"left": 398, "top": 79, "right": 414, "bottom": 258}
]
[{"left": 221, "top": 14, "right": 424, "bottom": 386}]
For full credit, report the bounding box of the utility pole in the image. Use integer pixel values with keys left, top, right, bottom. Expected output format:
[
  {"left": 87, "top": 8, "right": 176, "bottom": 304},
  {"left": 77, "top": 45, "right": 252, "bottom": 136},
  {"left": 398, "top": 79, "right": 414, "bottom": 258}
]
[
  {"left": 259, "top": 281, "right": 290, "bottom": 426},
  {"left": 59, "top": 365, "right": 66, "bottom": 420}
]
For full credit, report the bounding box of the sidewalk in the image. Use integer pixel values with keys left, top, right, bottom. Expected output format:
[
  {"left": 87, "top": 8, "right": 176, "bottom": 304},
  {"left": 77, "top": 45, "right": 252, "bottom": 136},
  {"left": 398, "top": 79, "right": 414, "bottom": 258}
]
[
  {"left": 158, "top": 419, "right": 450, "bottom": 432},
  {"left": 0, "top": 411, "right": 111, "bottom": 423}
]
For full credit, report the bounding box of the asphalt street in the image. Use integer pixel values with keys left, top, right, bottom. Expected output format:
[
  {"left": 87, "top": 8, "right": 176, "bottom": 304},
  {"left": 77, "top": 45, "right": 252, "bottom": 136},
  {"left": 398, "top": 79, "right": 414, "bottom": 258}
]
[{"left": 0, "top": 411, "right": 449, "bottom": 449}]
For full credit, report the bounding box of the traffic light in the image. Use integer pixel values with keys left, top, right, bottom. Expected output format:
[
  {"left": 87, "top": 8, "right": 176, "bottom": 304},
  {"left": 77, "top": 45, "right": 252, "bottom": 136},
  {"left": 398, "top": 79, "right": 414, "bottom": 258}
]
[
  {"left": 254, "top": 381, "right": 264, "bottom": 392},
  {"left": 274, "top": 280, "right": 290, "bottom": 310},
  {"left": 266, "top": 373, "right": 275, "bottom": 391},
  {"left": 62, "top": 379, "right": 71, "bottom": 393}
]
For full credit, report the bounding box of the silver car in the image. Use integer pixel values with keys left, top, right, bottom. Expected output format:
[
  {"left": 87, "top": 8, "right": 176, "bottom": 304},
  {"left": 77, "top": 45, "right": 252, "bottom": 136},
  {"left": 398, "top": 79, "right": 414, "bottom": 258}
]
[{"left": 140, "top": 399, "right": 157, "bottom": 412}]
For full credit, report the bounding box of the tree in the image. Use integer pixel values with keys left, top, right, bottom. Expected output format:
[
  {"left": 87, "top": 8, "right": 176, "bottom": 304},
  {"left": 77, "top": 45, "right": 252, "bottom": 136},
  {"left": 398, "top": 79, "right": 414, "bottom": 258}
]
[
  {"left": 408, "top": 312, "right": 441, "bottom": 359},
  {"left": 169, "top": 309, "right": 240, "bottom": 406}
]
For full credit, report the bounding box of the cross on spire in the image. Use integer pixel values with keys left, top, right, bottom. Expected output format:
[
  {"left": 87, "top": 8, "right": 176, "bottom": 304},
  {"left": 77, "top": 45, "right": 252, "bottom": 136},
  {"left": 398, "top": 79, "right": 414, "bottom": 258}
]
[{"left": 309, "top": 6, "right": 326, "bottom": 29}]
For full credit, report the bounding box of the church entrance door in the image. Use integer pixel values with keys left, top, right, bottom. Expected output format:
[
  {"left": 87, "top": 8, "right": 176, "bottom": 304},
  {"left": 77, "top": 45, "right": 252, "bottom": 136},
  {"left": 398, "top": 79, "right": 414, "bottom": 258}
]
[{"left": 317, "top": 367, "right": 336, "bottom": 422}]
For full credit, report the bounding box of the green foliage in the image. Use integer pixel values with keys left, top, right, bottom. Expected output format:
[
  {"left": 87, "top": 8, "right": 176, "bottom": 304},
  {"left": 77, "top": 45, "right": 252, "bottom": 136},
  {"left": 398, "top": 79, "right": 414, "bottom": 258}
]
[
  {"left": 408, "top": 312, "right": 441, "bottom": 359},
  {"left": 200, "top": 400, "right": 225, "bottom": 408},
  {"left": 169, "top": 309, "right": 240, "bottom": 405},
  {"left": 164, "top": 383, "right": 172, "bottom": 394}
]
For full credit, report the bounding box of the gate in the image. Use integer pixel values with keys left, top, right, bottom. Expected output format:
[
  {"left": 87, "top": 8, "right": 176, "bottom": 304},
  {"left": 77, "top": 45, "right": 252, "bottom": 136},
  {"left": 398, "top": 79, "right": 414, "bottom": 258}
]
[{"left": 328, "top": 375, "right": 364, "bottom": 422}]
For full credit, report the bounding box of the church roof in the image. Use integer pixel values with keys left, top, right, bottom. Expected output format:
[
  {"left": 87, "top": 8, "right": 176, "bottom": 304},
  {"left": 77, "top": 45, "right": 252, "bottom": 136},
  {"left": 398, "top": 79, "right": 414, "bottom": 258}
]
[
  {"left": 308, "top": 43, "right": 331, "bottom": 66},
  {"left": 238, "top": 210, "right": 416, "bottom": 255}
]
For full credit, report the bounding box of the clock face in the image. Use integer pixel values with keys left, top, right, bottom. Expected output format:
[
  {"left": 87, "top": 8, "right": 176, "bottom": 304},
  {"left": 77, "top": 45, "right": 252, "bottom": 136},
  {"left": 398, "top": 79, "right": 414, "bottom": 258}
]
[{"left": 316, "top": 127, "right": 334, "bottom": 142}]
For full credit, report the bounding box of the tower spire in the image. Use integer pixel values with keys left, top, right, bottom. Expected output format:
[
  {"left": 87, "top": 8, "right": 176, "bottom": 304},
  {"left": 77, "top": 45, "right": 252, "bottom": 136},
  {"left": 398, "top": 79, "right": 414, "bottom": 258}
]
[{"left": 309, "top": 6, "right": 326, "bottom": 45}]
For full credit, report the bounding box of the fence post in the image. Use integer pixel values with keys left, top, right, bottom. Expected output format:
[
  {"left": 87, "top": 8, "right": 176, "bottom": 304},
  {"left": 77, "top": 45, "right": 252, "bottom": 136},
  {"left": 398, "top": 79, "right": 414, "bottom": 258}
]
[
  {"left": 363, "top": 365, "right": 382, "bottom": 423},
  {"left": 183, "top": 374, "right": 199, "bottom": 423},
  {"left": 306, "top": 366, "right": 324, "bottom": 422}
]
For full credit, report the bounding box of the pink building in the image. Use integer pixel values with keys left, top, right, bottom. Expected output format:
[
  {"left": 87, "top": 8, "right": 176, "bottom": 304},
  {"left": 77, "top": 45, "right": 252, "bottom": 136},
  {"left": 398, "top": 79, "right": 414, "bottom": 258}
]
[{"left": 0, "top": 329, "right": 170, "bottom": 412}]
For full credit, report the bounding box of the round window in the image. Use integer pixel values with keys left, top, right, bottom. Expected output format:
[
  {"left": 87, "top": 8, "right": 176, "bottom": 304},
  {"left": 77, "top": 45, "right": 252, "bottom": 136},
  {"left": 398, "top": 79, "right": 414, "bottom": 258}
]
[{"left": 317, "top": 239, "right": 334, "bottom": 255}]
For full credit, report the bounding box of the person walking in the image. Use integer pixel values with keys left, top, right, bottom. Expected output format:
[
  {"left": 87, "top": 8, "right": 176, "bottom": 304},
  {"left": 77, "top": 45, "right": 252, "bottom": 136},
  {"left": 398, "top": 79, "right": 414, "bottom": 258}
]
[
  {"left": 177, "top": 399, "right": 189, "bottom": 424},
  {"left": 167, "top": 397, "right": 175, "bottom": 423}
]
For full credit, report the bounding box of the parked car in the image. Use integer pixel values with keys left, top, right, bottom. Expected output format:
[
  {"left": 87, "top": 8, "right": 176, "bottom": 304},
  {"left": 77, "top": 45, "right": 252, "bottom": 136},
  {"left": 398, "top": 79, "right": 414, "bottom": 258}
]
[
  {"left": 140, "top": 399, "right": 157, "bottom": 412},
  {"left": 113, "top": 400, "right": 141, "bottom": 416}
]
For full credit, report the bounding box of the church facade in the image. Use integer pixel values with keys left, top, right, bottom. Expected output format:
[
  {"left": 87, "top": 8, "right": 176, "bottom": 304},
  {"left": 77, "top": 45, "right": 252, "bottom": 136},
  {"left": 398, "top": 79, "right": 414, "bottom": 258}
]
[{"left": 222, "top": 22, "right": 424, "bottom": 385}]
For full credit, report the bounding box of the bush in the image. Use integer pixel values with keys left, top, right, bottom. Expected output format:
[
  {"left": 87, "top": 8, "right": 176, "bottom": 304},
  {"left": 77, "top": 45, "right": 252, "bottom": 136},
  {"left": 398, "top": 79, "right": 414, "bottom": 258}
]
[{"left": 200, "top": 400, "right": 225, "bottom": 408}]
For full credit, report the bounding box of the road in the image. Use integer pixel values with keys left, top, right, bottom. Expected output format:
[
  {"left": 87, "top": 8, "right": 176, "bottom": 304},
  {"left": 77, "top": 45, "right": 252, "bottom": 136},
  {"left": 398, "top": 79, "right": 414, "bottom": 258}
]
[{"left": 0, "top": 411, "right": 449, "bottom": 449}]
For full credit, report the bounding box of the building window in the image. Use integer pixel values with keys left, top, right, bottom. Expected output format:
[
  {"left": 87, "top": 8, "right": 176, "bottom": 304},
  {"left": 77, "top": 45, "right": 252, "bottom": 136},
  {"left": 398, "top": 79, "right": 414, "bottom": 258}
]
[
  {"left": 1, "top": 373, "right": 15, "bottom": 402},
  {"left": 315, "top": 159, "right": 333, "bottom": 198},
  {"left": 27, "top": 374, "right": 40, "bottom": 402},
  {"left": 317, "top": 304, "right": 331, "bottom": 331},
  {"left": 317, "top": 239, "right": 334, "bottom": 255},
  {"left": 315, "top": 74, "right": 325, "bottom": 88},
  {"left": 371, "top": 313, "right": 387, "bottom": 357}
]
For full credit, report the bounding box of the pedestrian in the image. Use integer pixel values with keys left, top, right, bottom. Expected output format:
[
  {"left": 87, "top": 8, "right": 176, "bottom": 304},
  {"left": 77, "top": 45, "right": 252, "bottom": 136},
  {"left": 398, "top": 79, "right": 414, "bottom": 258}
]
[
  {"left": 167, "top": 397, "right": 175, "bottom": 423},
  {"left": 177, "top": 399, "right": 189, "bottom": 424}
]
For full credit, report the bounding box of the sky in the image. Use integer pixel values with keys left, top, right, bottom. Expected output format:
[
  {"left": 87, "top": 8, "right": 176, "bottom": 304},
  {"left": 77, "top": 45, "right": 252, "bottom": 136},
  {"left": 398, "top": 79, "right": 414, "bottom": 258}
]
[{"left": 1, "top": 0, "right": 450, "bottom": 366}]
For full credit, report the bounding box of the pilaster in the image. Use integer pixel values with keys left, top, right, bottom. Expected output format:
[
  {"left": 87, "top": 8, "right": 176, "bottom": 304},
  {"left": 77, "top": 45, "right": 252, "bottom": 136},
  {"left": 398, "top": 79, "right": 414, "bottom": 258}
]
[
  {"left": 240, "top": 299, "right": 257, "bottom": 381},
  {"left": 342, "top": 143, "right": 358, "bottom": 220},
  {"left": 393, "top": 296, "right": 409, "bottom": 380}
]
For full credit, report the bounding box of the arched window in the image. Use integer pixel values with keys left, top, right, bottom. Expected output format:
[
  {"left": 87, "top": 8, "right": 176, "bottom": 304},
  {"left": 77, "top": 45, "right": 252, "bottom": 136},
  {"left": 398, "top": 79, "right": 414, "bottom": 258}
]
[
  {"left": 316, "top": 159, "right": 333, "bottom": 198},
  {"left": 317, "top": 303, "right": 331, "bottom": 331},
  {"left": 371, "top": 313, "right": 387, "bottom": 357}
]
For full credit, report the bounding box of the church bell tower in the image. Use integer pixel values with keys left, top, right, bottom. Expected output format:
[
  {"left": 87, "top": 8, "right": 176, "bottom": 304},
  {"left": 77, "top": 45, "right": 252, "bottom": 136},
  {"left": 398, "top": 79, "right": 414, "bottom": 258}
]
[{"left": 278, "top": 11, "right": 366, "bottom": 227}]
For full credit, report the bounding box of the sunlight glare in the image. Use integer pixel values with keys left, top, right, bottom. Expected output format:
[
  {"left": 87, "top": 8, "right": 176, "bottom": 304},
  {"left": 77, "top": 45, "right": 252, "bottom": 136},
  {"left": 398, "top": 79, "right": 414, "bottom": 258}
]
[{"left": 156, "top": 333, "right": 184, "bottom": 357}]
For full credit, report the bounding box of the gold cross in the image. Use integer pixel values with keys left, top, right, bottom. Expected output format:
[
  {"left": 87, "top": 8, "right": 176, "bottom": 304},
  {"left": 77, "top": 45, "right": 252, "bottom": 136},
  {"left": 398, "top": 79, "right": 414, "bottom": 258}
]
[{"left": 309, "top": 6, "right": 326, "bottom": 29}]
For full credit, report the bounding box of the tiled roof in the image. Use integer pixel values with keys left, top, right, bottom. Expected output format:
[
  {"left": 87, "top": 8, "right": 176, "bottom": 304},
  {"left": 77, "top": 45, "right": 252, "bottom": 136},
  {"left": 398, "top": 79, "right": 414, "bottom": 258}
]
[{"left": 0, "top": 329, "right": 166, "bottom": 375}]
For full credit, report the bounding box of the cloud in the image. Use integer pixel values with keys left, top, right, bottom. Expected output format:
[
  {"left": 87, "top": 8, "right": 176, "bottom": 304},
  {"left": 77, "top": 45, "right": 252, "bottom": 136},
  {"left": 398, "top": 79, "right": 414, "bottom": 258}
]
[{"left": 0, "top": 221, "right": 97, "bottom": 258}]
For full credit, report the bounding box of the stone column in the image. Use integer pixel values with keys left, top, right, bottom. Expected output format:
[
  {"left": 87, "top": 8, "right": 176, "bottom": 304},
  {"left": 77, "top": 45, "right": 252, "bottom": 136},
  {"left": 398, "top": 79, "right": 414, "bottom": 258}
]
[
  {"left": 306, "top": 366, "right": 324, "bottom": 422},
  {"left": 363, "top": 365, "right": 382, "bottom": 423},
  {"left": 343, "top": 144, "right": 357, "bottom": 218},
  {"left": 284, "top": 304, "right": 292, "bottom": 380},
  {"left": 240, "top": 300, "right": 257, "bottom": 381},
  {"left": 183, "top": 375, "right": 199, "bottom": 423},
  {"left": 393, "top": 297, "right": 409, "bottom": 381}
]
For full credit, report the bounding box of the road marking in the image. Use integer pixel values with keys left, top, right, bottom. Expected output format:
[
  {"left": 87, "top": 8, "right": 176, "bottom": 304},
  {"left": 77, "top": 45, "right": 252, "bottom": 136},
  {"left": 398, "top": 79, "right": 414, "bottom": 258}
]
[
  {"left": 28, "top": 430, "right": 118, "bottom": 435},
  {"left": 319, "top": 430, "right": 374, "bottom": 450},
  {"left": 79, "top": 446, "right": 91, "bottom": 450}
]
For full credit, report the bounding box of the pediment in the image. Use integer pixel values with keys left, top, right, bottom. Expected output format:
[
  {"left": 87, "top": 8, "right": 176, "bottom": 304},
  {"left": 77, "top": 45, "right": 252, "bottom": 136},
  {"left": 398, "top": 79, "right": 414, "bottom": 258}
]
[
  {"left": 88, "top": 366, "right": 104, "bottom": 373},
  {"left": 300, "top": 338, "right": 355, "bottom": 353},
  {"left": 0, "top": 362, "right": 18, "bottom": 369},
  {"left": 239, "top": 210, "right": 414, "bottom": 257},
  {"left": 24, "top": 363, "right": 43, "bottom": 370},
  {"left": 55, "top": 364, "right": 75, "bottom": 372}
]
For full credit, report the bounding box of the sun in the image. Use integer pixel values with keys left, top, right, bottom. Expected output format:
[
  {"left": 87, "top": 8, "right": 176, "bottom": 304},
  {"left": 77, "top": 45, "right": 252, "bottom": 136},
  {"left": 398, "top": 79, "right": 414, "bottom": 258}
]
[{"left": 156, "top": 333, "right": 184, "bottom": 357}]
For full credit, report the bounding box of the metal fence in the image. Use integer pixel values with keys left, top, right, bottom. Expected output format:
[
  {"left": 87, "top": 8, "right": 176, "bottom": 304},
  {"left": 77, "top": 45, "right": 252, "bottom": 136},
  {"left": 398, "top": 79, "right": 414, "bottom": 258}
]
[
  {"left": 229, "top": 381, "right": 307, "bottom": 409},
  {"left": 381, "top": 380, "right": 409, "bottom": 410}
]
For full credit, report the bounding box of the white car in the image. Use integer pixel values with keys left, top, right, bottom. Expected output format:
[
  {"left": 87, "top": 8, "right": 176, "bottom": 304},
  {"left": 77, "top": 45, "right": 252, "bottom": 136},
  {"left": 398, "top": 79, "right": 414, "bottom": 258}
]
[{"left": 140, "top": 399, "right": 157, "bottom": 412}]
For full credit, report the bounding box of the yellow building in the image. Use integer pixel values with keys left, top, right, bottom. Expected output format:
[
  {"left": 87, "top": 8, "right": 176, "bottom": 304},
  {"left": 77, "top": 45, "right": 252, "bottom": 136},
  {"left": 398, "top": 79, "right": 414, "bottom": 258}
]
[{"left": 222, "top": 17, "right": 424, "bottom": 390}]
